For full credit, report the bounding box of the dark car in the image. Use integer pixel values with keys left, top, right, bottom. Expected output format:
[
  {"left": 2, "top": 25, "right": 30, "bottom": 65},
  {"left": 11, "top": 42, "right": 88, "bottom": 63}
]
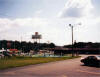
[{"left": 81, "top": 56, "right": 100, "bottom": 67}]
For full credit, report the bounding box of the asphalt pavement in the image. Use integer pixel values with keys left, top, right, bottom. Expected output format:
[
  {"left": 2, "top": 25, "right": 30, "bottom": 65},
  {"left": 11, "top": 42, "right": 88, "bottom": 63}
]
[{"left": 0, "top": 55, "right": 100, "bottom": 77}]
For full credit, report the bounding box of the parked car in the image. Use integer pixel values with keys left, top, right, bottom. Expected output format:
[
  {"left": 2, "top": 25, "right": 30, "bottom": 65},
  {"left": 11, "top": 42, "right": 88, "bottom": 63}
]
[{"left": 81, "top": 55, "right": 100, "bottom": 67}]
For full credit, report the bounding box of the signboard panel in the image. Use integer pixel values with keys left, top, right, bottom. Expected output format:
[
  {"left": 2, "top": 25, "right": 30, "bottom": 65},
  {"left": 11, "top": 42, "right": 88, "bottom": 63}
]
[{"left": 32, "top": 35, "right": 42, "bottom": 39}]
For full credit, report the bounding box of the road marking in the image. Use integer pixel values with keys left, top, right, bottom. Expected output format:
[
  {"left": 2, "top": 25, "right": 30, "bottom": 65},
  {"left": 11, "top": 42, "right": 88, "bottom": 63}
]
[{"left": 77, "top": 69, "right": 100, "bottom": 75}]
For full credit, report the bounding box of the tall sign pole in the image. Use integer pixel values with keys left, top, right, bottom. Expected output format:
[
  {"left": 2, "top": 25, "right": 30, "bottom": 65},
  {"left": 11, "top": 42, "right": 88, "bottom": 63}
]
[{"left": 32, "top": 32, "right": 42, "bottom": 53}]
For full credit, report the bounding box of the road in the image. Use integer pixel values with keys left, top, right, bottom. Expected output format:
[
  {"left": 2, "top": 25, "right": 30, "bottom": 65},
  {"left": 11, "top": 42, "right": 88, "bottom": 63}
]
[{"left": 0, "top": 55, "right": 100, "bottom": 77}]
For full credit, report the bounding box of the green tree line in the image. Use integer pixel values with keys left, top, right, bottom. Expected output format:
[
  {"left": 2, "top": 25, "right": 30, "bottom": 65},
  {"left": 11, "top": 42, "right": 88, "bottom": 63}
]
[{"left": 0, "top": 40, "right": 55, "bottom": 53}]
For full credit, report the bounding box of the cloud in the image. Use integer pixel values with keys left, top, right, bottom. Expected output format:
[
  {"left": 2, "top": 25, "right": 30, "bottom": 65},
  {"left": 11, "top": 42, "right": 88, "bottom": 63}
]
[
  {"left": 0, "top": 17, "right": 49, "bottom": 41},
  {"left": 91, "top": 0, "right": 100, "bottom": 17},
  {"left": 58, "top": 0, "right": 94, "bottom": 18},
  {"left": 0, "top": 18, "right": 13, "bottom": 32},
  {"left": 34, "top": 10, "right": 43, "bottom": 17},
  {"left": 0, "top": 17, "right": 48, "bottom": 31}
]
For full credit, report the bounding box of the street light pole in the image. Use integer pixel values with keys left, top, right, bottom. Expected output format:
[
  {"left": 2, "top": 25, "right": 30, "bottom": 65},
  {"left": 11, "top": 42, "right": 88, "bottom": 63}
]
[
  {"left": 69, "top": 23, "right": 81, "bottom": 57},
  {"left": 69, "top": 24, "right": 74, "bottom": 57}
]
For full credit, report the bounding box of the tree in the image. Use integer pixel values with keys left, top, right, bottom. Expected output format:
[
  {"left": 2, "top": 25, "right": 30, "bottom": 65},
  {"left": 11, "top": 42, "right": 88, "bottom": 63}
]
[
  {"left": 1, "top": 40, "right": 7, "bottom": 50},
  {"left": 48, "top": 43, "right": 55, "bottom": 48}
]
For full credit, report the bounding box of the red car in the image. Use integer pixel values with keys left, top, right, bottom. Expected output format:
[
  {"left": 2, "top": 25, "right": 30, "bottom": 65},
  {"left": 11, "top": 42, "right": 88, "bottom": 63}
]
[{"left": 81, "top": 56, "right": 100, "bottom": 67}]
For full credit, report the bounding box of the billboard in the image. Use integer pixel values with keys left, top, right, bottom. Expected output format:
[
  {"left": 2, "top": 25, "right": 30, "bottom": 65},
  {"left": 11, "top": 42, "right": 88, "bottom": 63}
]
[{"left": 32, "top": 35, "right": 42, "bottom": 39}]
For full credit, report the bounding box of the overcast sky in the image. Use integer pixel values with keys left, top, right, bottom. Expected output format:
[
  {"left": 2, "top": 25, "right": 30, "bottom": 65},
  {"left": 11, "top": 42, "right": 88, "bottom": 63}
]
[{"left": 0, "top": 0, "right": 100, "bottom": 45}]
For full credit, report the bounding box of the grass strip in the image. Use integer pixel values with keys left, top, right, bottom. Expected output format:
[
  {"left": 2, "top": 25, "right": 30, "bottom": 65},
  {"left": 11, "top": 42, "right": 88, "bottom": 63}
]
[{"left": 0, "top": 56, "right": 80, "bottom": 69}]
